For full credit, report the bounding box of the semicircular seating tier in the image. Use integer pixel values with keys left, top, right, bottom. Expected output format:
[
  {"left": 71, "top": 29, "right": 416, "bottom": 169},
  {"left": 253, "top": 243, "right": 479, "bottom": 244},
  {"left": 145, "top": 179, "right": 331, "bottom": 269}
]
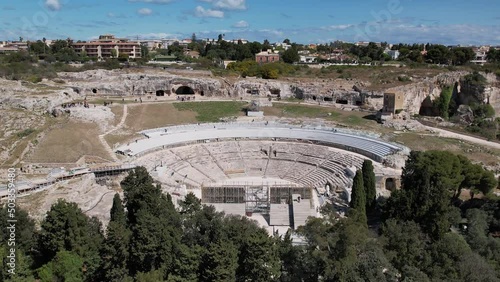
[
  {"left": 134, "top": 140, "right": 367, "bottom": 193},
  {"left": 118, "top": 122, "right": 403, "bottom": 163},
  {"left": 120, "top": 123, "right": 404, "bottom": 194}
]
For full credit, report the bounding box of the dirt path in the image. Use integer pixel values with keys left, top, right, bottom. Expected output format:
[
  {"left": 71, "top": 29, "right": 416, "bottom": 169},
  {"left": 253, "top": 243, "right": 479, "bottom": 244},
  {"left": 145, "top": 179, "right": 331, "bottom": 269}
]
[
  {"left": 423, "top": 124, "right": 500, "bottom": 150},
  {"left": 99, "top": 104, "right": 128, "bottom": 161}
]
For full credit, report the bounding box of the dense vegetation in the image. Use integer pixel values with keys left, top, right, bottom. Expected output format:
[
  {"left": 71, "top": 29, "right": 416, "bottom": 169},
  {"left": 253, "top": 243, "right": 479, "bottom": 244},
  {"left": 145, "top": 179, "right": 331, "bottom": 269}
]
[
  {"left": 1, "top": 150, "right": 499, "bottom": 281},
  {"left": 0, "top": 50, "right": 122, "bottom": 82}
]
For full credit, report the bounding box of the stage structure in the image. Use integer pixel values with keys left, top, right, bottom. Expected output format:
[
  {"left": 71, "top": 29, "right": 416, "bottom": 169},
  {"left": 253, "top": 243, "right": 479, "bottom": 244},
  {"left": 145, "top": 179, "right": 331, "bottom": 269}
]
[{"left": 201, "top": 184, "right": 312, "bottom": 217}]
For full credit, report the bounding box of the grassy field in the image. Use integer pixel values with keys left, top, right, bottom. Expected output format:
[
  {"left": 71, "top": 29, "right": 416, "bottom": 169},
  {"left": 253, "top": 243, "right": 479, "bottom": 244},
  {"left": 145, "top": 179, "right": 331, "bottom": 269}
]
[
  {"left": 392, "top": 132, "right": 500, "bottom": 166},
  {"left": 263, "top": 103, "right": 341, "bottom": 119},
  {"left": 125, "top": 103, "right": 198, "bottom": 131},
  {"left": 263, "top": 102, "right": 383, "bottom": 129},
  {"left": 173, "top": 101, "right": 248, "bottom": 122},
  {"left": 30, "top": 120, "right": 111, "bottom": 163}
]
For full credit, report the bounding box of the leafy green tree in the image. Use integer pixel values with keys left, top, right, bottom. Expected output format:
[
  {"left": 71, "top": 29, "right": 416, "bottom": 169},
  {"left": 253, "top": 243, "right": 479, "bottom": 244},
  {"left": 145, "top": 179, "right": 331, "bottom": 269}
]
[
  {"left": 100, "top": 194, "right": 131, "bottom": 282},
  {"left": 262, "top": 39, "right": 272, "bottom": 51},
  {"left": 278, "top": 230, "right": 317, "bottom": 281},
  {"left": 350, "top": 170, "right": 366, "bottom": 217},
  {"left": 140, "top": 45, "right": 149, "bottom": 59},
  {"left": 458, "top": 155, "right": 483, "bottom": 196},
  {"left": 382, "top": 151, "right": 463, "bottom": 239},
  {"left": 237, "top": 230, "right": 280, "bottom": 282},
  {"left": 0, "top": 205, "right": 36, "bottom": 253},
  {"left": 37, "top": 199, "right": 103, "bottom": 280},
  {"left": 281, "top": 47, "right": 299, "bottom": 64},
  {"left": 50, "top": 40, "right": 68, "bottom": 54},
  {"left": 0, "top": 247, "right": 35, "bottom": 281},
  {"left": 380, "top": 219, "right": 430, "bottom": 271},
  {"left": 168, "top": 244, "right": 201, "bottom": 281},
  {"left": 29, "top": 40, "right": 47, "bottom": 55},
  {"left": 261, "top": 66, "right": 279, "bottom": 79},
  {"left": 487, "top": 48, "right": 500, "bottom": 63},
  {"left": 248, "top": 41, "right": 263, "bottom": 55},
  {"left": 181, "top": 205, "right": 224, "bottom": 248},
  {"left": 425, "top": 232, "right": 496, "bottom": 281},
  {"left": 110, "top": 49, "right": 117, "bottom": 58},
  {"left": 362, "top": 160, "right": 377, "bottom": 211},
  {"left": 135, "top": 269, "right": 165, "bottom": 282},
  {"left": 37, "top": 250, "right": 84, "bottom": 282},
  {"left": 200, "top": 240, "right": 238, "bottom": 282},
  {"left": 435, "top": 86, "right": 453, "bottom": 119},
  {"left": 451, "top": 47, "right": 475, "bottom": 65},
  {"left": 121, "top": 167, "right": 182, "bottom": 276},
  {"left": 457, "top": 252, "right": 499, "bottom": 282},
  {"left": 179, "top": 192, "right": 202, "bottom": 216},
  {"left": 110, "top": 193, "right": 126, "bottom": 224},
  {"left": 478, "top": 170, "right": 498, "bottom": 197}
]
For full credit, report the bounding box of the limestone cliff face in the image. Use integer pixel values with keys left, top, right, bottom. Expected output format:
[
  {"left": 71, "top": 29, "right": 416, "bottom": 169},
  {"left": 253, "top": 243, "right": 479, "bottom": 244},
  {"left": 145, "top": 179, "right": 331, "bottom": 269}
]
[
  {"left": 484, "top": 73, "right": 500, "bottom": 115},
  {"left": 232, "top": 79, "right": 294, "bottom": 98},
  {"left": 58, "top": 69, "right": 226, "bottom": 97},
  {"left": 0, "top": 78, "right": 81, "bottom": 113},
  {"left": 366, "top": 71, "right": 468, "bottom": 115}
]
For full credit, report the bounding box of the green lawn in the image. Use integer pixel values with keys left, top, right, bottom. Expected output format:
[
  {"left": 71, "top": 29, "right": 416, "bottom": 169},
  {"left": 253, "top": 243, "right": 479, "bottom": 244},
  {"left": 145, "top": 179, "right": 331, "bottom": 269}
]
[
  {"left": 173, "top": 101, "right": 248, "bottom": 122},
  {"left": 265, "top": 103, "right": 341, "bottom": 119}
]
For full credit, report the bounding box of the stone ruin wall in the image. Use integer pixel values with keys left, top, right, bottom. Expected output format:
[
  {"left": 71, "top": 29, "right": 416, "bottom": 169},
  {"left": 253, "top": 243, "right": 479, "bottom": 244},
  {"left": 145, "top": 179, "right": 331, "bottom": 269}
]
[
  {"left": 57, "top": 69, "right": 226, "bottom": 97},
  {"left": 30, "top": 69, "right": 500, "bottom": 117}
]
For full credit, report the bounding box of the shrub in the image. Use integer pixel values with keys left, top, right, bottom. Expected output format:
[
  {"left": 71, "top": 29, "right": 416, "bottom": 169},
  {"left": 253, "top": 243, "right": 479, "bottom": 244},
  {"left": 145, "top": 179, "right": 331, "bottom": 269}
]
[
  {"left": 471, "top": 103, "right": 495, "bottom": 119},
  {"left": 17, "top": 128, "right": 35, "bottom": 138},
  {"left": 28, "top": 75, "right": 43, "bottom": 83},
  {"left": 463, "top": 71, "right": 487, "bottom": 87},
  {"left": 398, "top": 76, "right": 411, "bottom": 82}
]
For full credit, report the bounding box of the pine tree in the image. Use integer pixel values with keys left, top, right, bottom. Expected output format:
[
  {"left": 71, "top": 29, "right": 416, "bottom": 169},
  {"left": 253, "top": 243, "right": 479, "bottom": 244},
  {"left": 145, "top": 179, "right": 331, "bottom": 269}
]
[
  {"left": 362, "top": 160, "right": 377, "bottom": 211},
  {"left": 350, "top": 170, "right": 366, "bottom": 216}
]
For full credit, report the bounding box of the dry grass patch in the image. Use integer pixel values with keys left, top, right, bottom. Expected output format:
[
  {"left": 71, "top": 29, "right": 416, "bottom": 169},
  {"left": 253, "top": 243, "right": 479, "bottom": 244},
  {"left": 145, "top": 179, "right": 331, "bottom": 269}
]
[
  {"left": 104, "top": 133, "right": 142, "bottom": 148},
  {"left": 125, "top": 103, "right": 197, "bottom": 132},
  {"left": 30, "top": 121, "right": 111, "bottom": 163},
  {"left": 392, "top": 132, "right": 500, "bottom": 166},
  {"left": 264, "top": 102, "right": 385, "bottom": 130},
  {"left": 110, "top": 105, "right": 124, "bottom": 127}
]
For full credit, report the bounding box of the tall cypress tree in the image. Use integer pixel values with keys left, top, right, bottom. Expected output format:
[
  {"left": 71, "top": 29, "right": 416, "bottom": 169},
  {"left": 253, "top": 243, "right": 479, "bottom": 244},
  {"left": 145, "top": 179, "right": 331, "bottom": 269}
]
[
  {"left": 122, "top": 167, "right": 182, "bottom": 277},
  {"left": 100, "top": 194, "right": 131, "bottom": 281},
  {"left": 350, "top": 170, "right": 366, "bottom": 216},
  {"left": 362, "top": 160, "right": 377, "bottom": 211},
  {"left": 110, "top": 193, "right": 126, "bottom": 225}
]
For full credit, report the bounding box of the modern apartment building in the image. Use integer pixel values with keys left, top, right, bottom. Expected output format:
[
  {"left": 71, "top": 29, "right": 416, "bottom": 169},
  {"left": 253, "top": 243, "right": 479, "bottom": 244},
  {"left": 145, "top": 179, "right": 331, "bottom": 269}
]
[{"left": 72, "top": 34, "right": 141, "bottom": 59}]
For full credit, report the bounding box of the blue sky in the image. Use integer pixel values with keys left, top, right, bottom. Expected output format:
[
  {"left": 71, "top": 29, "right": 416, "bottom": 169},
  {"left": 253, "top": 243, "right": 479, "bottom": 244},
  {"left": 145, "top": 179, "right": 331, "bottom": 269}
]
[{"left": 1, "top": 0, "right": 500, "bottom": 45}]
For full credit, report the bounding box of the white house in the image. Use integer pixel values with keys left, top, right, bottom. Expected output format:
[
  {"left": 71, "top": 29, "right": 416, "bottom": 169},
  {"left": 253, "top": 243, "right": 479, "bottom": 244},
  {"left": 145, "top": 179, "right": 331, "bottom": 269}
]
[{"left": 384, "top": 49, "right": 400, "bottom": 60}]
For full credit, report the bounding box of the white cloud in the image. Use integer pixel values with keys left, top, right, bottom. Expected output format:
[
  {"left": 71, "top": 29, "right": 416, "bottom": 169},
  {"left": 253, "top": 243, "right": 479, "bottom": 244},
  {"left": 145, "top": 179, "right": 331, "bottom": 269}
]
[
  {"left": 129, "top": 0, "right": 174, "bottom": 3},
  {"left": 214, "top": 0, "right": 246, "bottom": 10},
  {"left": 45, "top": 0, "right": 61, "bottom": 11},
  {"left": 233, "top": 20, "right": 249, "bottom": 28},
  {"left": 322, "top": 24, "right": 355, "bottom": 31},
  {"left": 127, "top": 33, "right": 182, "bottom": 39},
  {"left": 199, "top": 0, "right": 246, "bottom": 10},
  {"left": 137, "top": 8, "right": 153, "bottom": 15},
  {"left": 194, "top": 6, "right": 224, "bottom": 18}
]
